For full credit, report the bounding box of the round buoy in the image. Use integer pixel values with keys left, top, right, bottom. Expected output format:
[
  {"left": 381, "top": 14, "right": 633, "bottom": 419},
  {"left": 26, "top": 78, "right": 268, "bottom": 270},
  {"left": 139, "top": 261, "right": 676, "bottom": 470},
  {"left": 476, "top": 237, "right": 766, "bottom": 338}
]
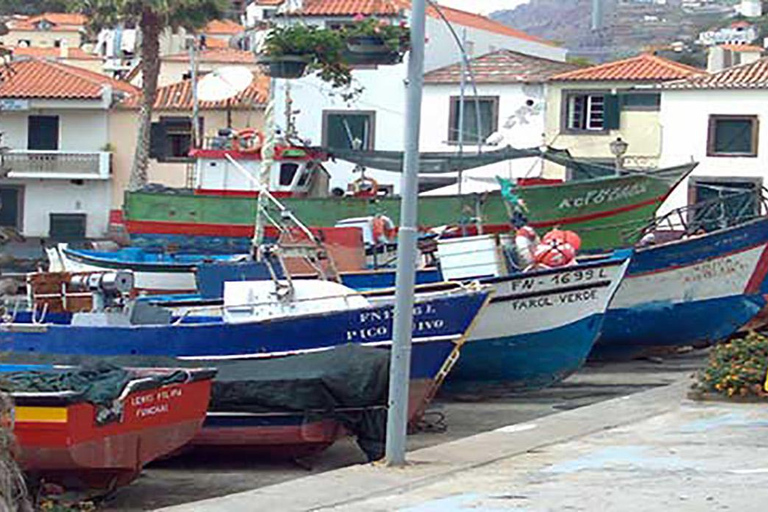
[{"left": 542, "top": 228, "right": 582, "bottom": 252}]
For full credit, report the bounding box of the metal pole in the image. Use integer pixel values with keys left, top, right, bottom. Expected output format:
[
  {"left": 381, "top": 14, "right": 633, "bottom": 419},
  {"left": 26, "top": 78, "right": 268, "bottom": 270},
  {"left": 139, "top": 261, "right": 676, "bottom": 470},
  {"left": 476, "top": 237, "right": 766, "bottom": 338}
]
[
  {"left": 457, "top": 28, "right": 466, "bottom": 197},
  {"left": 253, "top": 78, "right": 276, "bottom": 259},
  {"left": 384, "top": 0, "right": 426, "bottom": 467},
  {"left": 190, "top": 37, "right": 200, "bottom": 146}
]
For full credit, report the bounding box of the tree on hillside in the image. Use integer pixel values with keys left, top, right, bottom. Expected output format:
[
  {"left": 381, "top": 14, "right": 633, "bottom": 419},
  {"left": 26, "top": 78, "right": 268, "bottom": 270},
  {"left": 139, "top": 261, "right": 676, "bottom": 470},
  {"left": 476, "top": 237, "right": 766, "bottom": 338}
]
[
  {"left": 0, "top": 0, "right": 68, "bottom": 15},
  {"left": 73, "top": 0, "right": 228, "bottom": 190}
]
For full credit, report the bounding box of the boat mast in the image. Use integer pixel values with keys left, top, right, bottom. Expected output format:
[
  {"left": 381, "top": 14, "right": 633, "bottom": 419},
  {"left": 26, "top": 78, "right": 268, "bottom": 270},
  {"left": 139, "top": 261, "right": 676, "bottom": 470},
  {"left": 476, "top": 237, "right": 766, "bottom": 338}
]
[
  {"left": 252, "top": 79, "right": 275, "bottom": 259},
  {"left": 385, "top": 0, "right": 426, "bottom": 467}
]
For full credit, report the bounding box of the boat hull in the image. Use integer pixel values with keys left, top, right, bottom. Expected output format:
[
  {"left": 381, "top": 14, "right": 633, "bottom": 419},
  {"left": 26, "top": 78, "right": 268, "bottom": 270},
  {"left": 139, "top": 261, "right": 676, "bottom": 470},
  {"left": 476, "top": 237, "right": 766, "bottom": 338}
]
[
  {"left": 594, "top": 216, "right": 768, "bottom": 358},
  {"left": 13, "top": 373, "right": 213, "bottom": 490},
  {"left": 448, "top": 255, "right": 629, "bottom": 388}
]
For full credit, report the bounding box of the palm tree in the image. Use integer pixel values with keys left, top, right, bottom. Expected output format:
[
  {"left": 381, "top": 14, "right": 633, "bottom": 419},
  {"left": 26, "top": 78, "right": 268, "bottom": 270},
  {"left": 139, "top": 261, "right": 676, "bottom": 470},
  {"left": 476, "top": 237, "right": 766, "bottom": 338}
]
[{"left": 74, "top": 0, "right": 228, "bottom": 190}]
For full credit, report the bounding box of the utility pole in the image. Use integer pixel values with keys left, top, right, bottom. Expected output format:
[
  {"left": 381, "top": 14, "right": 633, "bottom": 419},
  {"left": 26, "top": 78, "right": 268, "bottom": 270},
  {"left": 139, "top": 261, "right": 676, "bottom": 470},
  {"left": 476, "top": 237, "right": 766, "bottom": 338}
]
[
  {"left": 591, "top": 0, "right": 603, "bottom": 32},
  {"left": 384, "top": 0, "right": 426, "bottom": 467}
]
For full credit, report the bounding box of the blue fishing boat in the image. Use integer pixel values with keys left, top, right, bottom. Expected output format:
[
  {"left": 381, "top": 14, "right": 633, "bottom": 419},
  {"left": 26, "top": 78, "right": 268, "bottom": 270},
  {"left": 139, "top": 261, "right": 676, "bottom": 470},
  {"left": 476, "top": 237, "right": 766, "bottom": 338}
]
[
  {"left": 594, "top": 214, "right": 768, "bottom": 359},
  {"left": 4, "top": 276, "right": 491, "bottom": 419}
]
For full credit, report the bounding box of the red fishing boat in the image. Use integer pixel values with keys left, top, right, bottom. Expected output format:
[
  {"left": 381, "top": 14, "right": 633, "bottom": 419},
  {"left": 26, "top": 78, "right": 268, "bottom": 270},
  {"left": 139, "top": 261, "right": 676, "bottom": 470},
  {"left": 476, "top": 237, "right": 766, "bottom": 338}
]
[{"left": 8, "top": 365, "right": 216, "bottom": 491}]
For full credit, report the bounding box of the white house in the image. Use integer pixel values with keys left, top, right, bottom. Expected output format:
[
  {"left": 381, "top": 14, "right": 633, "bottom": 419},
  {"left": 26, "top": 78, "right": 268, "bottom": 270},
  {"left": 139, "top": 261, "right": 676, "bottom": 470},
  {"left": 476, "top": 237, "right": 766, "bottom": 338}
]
[
  {"left": 269, "top": 0, "right": 567, "bottom": 194},
  {"left": 698, "top": 20, "right": 758, "bottom": 47},
  {"left": 419, "top": 49, "right": 577, "bottom": 194},
  {"left": 659, "top": 57, "right": 768, "bottom": 219},
  {"left": 0, "top": 58, "right": 137, "bottom": 239}
]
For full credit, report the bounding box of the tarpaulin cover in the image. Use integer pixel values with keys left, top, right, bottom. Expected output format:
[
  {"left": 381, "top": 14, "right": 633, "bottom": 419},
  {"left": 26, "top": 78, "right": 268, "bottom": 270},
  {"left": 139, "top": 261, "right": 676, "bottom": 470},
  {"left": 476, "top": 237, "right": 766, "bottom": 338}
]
[
  {"left": 0, "top": 345, "right": 391, "bottom": 460},
  {"left": 0, "top": 362, "right": 186, "bottom": 407},
  {"left": 324, "top": 145, "right": 623, "bottom": 177}
]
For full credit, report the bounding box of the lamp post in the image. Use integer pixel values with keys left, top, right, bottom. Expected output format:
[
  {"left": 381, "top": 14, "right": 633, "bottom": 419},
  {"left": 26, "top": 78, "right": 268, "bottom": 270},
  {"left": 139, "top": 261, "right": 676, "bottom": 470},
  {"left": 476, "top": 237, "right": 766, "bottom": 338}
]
[{"left": 609, "top": 136, "right": 628, "bottom": 172}]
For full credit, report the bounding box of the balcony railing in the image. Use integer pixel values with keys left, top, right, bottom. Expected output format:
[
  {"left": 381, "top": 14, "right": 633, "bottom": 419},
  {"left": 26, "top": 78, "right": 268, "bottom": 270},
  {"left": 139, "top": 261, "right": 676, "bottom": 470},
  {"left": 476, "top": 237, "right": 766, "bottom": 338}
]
[{"left": 2, "top": 151, "right": 110, "bottom": 180}]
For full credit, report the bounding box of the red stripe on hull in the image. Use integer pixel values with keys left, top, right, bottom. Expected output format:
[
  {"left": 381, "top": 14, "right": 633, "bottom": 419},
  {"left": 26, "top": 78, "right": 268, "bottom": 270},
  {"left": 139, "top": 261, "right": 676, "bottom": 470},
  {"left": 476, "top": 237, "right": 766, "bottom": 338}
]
[
  {"left": 193, "top": 189, "right": 300, "bottom": 198},
  {"left": 530, "top": 196, "right": 664, "bottom": 229},
  {"left": 745, "top": 244, "right": 768, "bottom": 294}
]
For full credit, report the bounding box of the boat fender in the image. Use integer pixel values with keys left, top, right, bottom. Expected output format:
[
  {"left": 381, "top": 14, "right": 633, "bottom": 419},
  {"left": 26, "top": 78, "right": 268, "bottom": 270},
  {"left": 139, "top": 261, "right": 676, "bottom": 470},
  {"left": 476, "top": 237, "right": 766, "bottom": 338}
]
[
  {"left": 514, "top": 226, "right": 538, "bottom": 267},
  {"left": 351, "top": 176, "right": 379, "bottom": 198},
  {"left": 532, "top": 240, "right": 576, "bottom": 268},
  {"left": 542, "top": 228, "right": 581, "bottom": 252},
  {"left": 372, "top": 214, "right": 396, "bottom": 244}
]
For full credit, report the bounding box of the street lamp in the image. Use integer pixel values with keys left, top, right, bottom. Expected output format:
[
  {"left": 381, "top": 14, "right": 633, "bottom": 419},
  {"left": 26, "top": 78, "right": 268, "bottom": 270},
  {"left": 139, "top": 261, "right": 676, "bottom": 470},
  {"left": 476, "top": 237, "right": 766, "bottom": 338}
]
[{"left": 609, "top": 136, "right": 629, "bottom": 172}]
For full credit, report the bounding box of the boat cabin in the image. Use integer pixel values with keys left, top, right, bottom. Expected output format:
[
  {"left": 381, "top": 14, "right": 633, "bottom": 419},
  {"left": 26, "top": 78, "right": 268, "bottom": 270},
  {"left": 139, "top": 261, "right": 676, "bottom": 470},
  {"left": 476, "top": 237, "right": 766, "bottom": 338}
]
[{"left": 189, "top": 132, "right": 330, "bottom": 198}]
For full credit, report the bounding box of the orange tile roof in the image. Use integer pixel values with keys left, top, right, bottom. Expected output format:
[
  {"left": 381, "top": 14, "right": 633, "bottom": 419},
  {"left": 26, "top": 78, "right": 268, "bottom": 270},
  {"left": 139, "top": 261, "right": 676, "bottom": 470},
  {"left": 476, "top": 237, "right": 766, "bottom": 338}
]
[
  {"left": 291, "top": 0, "right": 553, "bottom": 45},
  {"left": 551, "top": 53, "right": 702, "bottom": 82},
  {"left": 163, "top": 48, "right": 256, "bottom": 64},
  {"left": 9, "top": 12, "right": 87, "bottom": 32},
  {"left": 202, "top": 37, "right": 229, "bottom": 49},
  {"left": 119, "top": 75, "right": 269, "bottom": 110},
  {"left": 204, "top": 19, "right": 244, "bottom": 35},
  {"left": 663, "top": 57, "right": 768, "bottom": 90},
  {"left": 424, "top": 49, "right": 576, "bottom": 84},
  {"left": 0, "top": 58, "right": 137, "bottom": 100},
  {"left": 255, "top": 0, "right": 285, "bottom": 5},
  {"left": 12, "top": 46, "right": 100, "bottom": 60},
  {"left": 719, "top": 44, "right": 764, "bottom": 53}
]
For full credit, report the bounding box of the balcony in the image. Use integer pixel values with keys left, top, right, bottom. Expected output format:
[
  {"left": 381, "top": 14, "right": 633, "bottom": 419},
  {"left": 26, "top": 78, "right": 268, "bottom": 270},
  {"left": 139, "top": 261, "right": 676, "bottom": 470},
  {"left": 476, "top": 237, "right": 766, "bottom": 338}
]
[{"left": 2, "top": 151, "right": 110, "bottom": 180}]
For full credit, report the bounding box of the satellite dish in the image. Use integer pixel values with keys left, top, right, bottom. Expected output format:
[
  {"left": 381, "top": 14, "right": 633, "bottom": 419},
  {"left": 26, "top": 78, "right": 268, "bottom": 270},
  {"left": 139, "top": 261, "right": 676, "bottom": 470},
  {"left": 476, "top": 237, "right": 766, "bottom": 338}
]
[{"left": 196, "top": 66, "right": 254, "bottom": 102}]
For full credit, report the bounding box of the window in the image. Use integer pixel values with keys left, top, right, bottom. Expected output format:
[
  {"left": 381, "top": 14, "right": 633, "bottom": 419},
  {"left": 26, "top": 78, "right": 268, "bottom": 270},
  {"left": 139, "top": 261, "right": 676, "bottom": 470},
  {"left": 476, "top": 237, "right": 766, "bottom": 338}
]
[
  {"left": 563, "top": 92, "right": 619, "bottom": 132},
  {"left": 53, "top": 39, "right": 63, "bottom": 48},
  {"left": 707, "top": 115, "right": 758, "bottom": 157},
  {"left": 49, "top": 213, "right": 86, "bottom": 240},
  {"left": 17, "top": 39, "right": 30, "bottom": 47},
  {"left": 279, "top": 163, "right": 299, "bottom": 186},
  {"left": 621, "top": 93, "right": 661, "bottom": 111},
  {"left": 27, "top": 115, "right": 59, "bottom": 150},
  {"left": 448, "top": 96, "right": 499, "bottom": 145},
  {"left": 322, "top": 111, "right": 375, "bottom": 150},
  {"left": 149, "top": 117, "right": 201, "bottom": 161}
]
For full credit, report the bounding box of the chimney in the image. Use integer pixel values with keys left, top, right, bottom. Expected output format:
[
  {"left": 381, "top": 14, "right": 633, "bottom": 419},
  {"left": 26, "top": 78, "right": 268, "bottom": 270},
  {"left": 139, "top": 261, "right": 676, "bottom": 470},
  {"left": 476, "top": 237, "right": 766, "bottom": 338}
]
[
  {"left": 59, "top": 40, "right": 69, "bottom": 59},
  {"left": 707, "top": 45, "right": 728, "bottom": 73}
]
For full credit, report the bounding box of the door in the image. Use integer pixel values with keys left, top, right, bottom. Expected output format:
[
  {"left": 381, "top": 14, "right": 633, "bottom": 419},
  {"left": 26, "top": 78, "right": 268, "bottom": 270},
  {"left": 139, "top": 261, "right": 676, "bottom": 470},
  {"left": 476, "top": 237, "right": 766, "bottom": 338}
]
[
  {"left": 27, "top": 115, "right": 59, "bottom": 150},
  {"left": 0, "top": 187, "right": 20, "bottom": 228}
]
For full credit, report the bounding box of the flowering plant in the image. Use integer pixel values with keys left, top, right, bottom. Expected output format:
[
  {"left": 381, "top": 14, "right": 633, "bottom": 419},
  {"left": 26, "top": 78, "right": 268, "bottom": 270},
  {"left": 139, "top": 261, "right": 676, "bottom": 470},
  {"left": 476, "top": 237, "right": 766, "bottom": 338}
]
[
  {"left": 693, "top": 332, "right": 768, "bottom": 399},
  {"left": 344, "top": 16, "right": 410, "bottom": 53}
]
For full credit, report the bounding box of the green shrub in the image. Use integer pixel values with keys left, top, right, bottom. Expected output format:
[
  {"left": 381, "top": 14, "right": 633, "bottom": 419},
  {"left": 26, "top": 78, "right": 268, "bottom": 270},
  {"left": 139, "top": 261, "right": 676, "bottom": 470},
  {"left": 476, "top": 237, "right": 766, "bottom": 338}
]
[{"left": 695, "top": 332, "right": 768, "bottom": 398}]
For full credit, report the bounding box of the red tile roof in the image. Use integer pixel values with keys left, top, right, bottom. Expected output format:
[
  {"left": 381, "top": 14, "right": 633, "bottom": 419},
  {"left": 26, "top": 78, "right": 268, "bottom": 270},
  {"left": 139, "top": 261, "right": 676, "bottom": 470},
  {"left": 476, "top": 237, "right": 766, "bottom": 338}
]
[
  {"left": 12, "top": 46, "right": 100, "bottom": 60},
  {"left": 9, "top": 12, "right": 87, "bottom": 32},
  {"left": 0, "top": 58, "right": 137, "bottom": 100},
  {"left": 204, "top": 19, "right": 244, "bottom": 35},
  {"left": 424, "top": 49, "right": 577, "bottom": 84},
  {"left": 662, "top": 57, "right": 768, "bottom": 90},
  {"left": 719, "top": 44, "right": 764, "bottom": 53},
  {"left": 202, "top": 37, "right": 229, "bottom": 49},
  {"left": 551, "top": 53, "right": 701, "bottom": 82},
  {"left": 163, "top": 48, "right": 256, "bottom": 64},
  {"left": 120, "top": 75, "right": 269, "bottom": 110},
  {"left": 291, "top": 0, "right": 553, "bottom": 45}
]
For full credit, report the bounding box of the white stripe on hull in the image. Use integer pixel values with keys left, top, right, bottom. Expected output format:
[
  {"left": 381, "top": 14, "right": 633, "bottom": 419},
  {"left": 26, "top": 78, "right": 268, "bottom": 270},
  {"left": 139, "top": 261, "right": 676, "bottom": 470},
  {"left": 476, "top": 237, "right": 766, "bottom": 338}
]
[
  {"left": 610, "top": 245, "right": 764, "bottom": 310},
  {"left": 470, "top": 261, "right": 628, "bottom": 342}
]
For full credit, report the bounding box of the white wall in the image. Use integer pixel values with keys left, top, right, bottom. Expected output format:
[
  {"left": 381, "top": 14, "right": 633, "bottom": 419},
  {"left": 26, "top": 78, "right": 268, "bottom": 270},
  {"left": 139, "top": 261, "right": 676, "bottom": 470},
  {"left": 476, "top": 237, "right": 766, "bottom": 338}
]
[
  {"left": 420, "top": 82, "right": 546, "bottom": 182},
  {"left": 274, "top": 13, "right": 565, "bottom": 194},
  {"left": 0, "top": 108, "right": 109, "bottom": 151},
  {"left": 659, "top": 88, "right": 768, "bottom": 214},
  {"left": 3, "top": 179, "right": 112, "bottom": 238}
]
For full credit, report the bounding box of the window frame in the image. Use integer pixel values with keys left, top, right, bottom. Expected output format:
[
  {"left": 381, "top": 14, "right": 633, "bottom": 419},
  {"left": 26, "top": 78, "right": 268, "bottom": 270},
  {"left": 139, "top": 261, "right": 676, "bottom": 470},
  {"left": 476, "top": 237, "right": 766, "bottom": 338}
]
[
  {"left": 561, "top": 90, "right": 614, "bottom": 134},
  {"left": 620, "top": 92, "right": 661, "bottom": 112},
  {"left": 447, "top": 95, "right": 500, "bottom": 145},
  {"left": 707, "top": 114, "right": 759, "bottom": 158},
  {"left": 321, "top": 110, "right": 376, "bottom": 151},
  {"left": 687, "top": 175, "right": 763, "bottom": 228},
  {"left": 27, "top": 115, "right": 60, "bottom": 151}
]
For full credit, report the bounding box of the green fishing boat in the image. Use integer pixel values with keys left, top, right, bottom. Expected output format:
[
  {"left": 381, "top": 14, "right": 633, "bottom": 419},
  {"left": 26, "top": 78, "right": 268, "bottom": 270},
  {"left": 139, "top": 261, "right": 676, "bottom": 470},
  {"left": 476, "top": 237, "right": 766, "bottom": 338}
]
[{"left": 121, "top": 144, "right": 694, "bottom": 253}]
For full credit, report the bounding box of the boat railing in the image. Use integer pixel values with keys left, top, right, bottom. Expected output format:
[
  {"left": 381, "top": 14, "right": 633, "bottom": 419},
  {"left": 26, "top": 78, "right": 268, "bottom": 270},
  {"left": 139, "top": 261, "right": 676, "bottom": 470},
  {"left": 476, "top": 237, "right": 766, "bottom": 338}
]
[{"left": 624, "top": 187, "right": 768, "bottom": 242}]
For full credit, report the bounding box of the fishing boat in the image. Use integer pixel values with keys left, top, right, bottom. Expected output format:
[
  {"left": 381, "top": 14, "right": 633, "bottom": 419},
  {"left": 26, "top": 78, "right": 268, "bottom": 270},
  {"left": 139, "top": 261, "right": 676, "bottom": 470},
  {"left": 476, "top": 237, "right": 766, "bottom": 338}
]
[
  {"left": 432, "top": 236, "right": 631, "bottom": 388},
  {"left": 593, "top": 195, "right": 768, "bottom": 358},
  {"left": 121, "top": 141, "right": 695, "bottom": 254},
  {"left": 2, "top": 271, "right": 491, "bottom": 429},
  {"left": 4, "top": 363, "right": 215, "bottom": 491},
  {"left": 48, "top": 244, "right": 444, "bottom": 296}
]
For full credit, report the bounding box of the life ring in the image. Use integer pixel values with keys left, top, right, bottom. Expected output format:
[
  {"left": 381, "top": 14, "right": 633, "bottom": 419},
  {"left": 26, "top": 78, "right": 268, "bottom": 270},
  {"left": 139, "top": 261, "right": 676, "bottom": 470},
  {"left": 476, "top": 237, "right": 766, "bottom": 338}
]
[
  {"left": 351, "top": 176, "right": 379, "bottom": 198},
  {"left": 233, "top": 128, "right": 264, "bottom": 152},
  {"left": 372, "top": 214, "right": 396, "bottom": 244}
]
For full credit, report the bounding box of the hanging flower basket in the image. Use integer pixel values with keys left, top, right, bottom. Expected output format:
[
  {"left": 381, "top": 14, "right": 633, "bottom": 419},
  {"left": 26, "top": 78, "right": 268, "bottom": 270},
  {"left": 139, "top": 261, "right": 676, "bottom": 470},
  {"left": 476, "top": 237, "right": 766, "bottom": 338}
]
[
  {"left": 257, "top": 55, "right": 311, "bottom": 79},
  {"left": 342, "top": 17, "right": 409, "bottom": 66}
]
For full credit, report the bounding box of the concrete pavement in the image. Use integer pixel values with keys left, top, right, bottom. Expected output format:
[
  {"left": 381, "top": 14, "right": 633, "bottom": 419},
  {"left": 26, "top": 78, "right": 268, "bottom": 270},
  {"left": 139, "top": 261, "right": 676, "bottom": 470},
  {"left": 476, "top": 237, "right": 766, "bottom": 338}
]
[{"left": 156, "top": 373, "right": 768, "bottom": 512}]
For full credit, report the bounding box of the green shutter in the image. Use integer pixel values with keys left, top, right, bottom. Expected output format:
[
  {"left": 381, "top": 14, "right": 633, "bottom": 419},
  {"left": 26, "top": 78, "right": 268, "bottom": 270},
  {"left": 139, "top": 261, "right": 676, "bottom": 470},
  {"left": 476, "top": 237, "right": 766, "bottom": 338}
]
[{"left": 604, "top": 94, "right": 620, "bottom": 130}]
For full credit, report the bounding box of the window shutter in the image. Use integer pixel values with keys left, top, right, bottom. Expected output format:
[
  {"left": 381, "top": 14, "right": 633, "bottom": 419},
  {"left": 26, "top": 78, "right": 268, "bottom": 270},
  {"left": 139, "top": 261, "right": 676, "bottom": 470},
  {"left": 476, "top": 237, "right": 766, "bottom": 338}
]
[
  {"left": 149, "top": 122, "right": 167, "bottom": 160},
  {"left": 604, "top": 94, "right": 621, "bottom": 130}
]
